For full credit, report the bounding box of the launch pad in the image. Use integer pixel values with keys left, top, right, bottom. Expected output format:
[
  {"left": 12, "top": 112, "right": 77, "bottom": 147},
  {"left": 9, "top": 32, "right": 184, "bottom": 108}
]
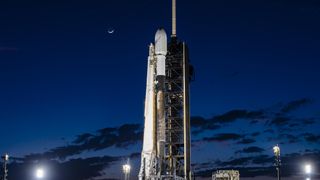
[{"left": 139, "top": 0, "right": 193, "bottom": 179}]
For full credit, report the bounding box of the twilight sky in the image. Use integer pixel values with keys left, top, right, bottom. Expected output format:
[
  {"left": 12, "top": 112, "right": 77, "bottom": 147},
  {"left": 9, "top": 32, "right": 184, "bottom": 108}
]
[{"left": 0, "top": 0, "right": 320, "bottom": 179}]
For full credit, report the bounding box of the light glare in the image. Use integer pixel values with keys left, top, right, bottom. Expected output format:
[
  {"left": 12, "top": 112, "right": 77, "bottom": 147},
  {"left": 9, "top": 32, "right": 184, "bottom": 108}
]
[
  {"left": 122, "top": 164, "right": 131, "bottom": 174},
  {"left": 4, "top": 154, "right": 9, "bottom": 161},
  {"left": 273, "top": 145, "right": 280, "bottom": 156},
  {"left": 305, "top": 164, "right": 311, "bottom": 174},
  {"left": 36, "top": 168, "right": 45, "bottom": 179}
]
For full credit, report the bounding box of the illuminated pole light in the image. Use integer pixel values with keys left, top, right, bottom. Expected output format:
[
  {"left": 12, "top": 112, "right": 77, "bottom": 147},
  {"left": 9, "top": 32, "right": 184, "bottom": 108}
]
[
  {"left": 4, "top": 154, "right": 9, "bottom": 161},
  {"left": 2, "top": 153, "right": 9, "bottom": 180},
  {"left": 35, "top": 168, "right": 45, "bottom": 179},
  {"left": 305, "top": 164, "right": 312, "bottom": 174},
  {"left": 273, "top": 146, "right": 280, "bottom": 157},
  {"left": 273, "top": 145, "right": 281, "bottom": 180},
  {"left": 122, "top": 164, "right": 131, "bottom": 180},
  {"left": 305, "top": 164, "right": 312, "bottom": 180}
]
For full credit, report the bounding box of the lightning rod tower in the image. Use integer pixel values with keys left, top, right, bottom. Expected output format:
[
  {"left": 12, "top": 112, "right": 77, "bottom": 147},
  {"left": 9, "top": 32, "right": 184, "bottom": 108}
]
[{"left": 2, "top": 154, "right": 9, "bottom": 180}]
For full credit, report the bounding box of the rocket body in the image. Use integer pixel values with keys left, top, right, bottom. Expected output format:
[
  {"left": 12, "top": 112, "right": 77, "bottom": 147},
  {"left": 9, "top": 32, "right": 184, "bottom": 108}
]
[
  {"left": 142, "top": 44, "right": 156, "bottom": 155},
  {"left": 139, "top": 29, "right": 168, "bottom": 180},
  {"left": 139, "top": 43, "right": 157, "bottom": 180}
]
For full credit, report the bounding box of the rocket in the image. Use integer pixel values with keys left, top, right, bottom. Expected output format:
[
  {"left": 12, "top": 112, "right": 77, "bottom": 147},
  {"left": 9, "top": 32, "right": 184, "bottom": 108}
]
[
  {"left": 139, "top": 0, "right": 192, "bottom": 179},
  {"left": 139, "top": 29, "right": 168, "bottom": 180}
]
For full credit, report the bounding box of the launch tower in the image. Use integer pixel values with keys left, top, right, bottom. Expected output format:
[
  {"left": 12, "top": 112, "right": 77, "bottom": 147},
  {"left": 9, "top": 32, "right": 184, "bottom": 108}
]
[{"left": 139, "top": 0, "right": 193, "bottom": 179}]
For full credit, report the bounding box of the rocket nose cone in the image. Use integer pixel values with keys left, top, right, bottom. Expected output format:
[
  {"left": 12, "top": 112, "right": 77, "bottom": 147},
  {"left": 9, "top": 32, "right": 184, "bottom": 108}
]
[
  {"left": 155, "top": 28, "right": 166, "bottom": 39},
  {"left": 155, "top": 28, "right": 167, "bottom": 55}
]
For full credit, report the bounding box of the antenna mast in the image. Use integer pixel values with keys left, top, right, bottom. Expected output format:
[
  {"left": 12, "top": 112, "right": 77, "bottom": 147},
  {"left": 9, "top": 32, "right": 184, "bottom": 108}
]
[{"left": 172, "top": 0, "right": 177, "bottom": 37}]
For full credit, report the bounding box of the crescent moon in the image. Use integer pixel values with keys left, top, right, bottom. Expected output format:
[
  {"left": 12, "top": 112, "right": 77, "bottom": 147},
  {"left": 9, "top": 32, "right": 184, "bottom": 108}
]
[{"left": 107, "top": 29, "right": 115, "bottom": 34}]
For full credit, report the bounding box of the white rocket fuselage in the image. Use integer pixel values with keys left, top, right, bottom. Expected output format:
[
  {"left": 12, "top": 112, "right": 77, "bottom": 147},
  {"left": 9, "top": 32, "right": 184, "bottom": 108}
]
[
  {"left": 142, "top": 43, "right": 156, "bottom": 154},
  {"left": 140, "top": 43, "right": 156, "bottom": 180},
  {"left": 139, "top": 29, "right": 168, "bottom": 180}
]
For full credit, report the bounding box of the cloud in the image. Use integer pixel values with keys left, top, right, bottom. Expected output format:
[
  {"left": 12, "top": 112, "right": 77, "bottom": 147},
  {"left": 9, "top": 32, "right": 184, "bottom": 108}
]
[
  {"left": 191, "top": 98, "right": 315, "bottom": 136},
  {"left": 302, "top": 133, "right": 320, "bottom": 143},
  {"left": 218, "top": 154, "right": 272, "bottom": 167},
  {"left": 266, "top": 133, "right": 301, "bottom": 144},
  {"left": 302, "top": 118, "right": 317, "bottom": 125},
  {"left": 214, "top": 110, "right": 265, "bottom": 124},
  {"left": 236, "top": 138, "right": 256, "bottom": 144},
  {"left": 251, "top": 132, "right": 260, "bottom": 137},
  {"left": 270, "top": 116, "right": 290, "bottom": 126},
  {"left": 191, "top": 110, "right": 264, "bottom": 135},
  {"left": 219, "top": 157, "right": 252, "bottom": 166},
  {"left": 264, "top": 129, "right": 275, "bottom": 133},
  {"left": 191, "top": 116, "right": 221, "bottom": 136},
  {"left": 202, "top": 133, "right": 243, "bottom": 142},
  {"left": 73, "top": 133, "right": 94, "bottom": 144},
  {"left": 0, "top": 47, "right": 18, "bottom": 52},
  {"left": 191, "top": 98, "right": 317, "bottom": 147},
  {"left": 280, "top": 134, "right": 301, "bottom": 144},
  {"left": 265, "top": 99, "right": 316, "bottom": 131},
  {"left": 236, "top": 146, "right": 265, "bottom": 154},
  {"left": 280, "top": 98, "right": 313, "bottom": 113},
  {"left": 190, "top": 116, "right": 207, "bottom": 127},
  {"left": 213, "top": 154, "right": 272, "bottom": 167},
  {"left": 289, "top": 123, "right": 300, "bottom": 127},
  {"left": 25, "top": 124, "right": 142, "bottom": 160}
]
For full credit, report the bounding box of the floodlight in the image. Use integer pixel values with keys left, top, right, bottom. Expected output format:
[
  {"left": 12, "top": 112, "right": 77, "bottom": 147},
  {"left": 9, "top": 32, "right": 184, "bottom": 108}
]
[
  {"left": 4, "top": 154, "right": 9, "bottom": 161},
  {"left": 35, "top": 168, "right": 45, "bottom": 179},
  {"left": 273, "top": 145, "right": 280, "bottom": 157},
  {"left": 123, "top": 164, "right": 131, "bottom": 174},
  {"left": 305, "top": 164, "right": 312, "bottom": 174}
]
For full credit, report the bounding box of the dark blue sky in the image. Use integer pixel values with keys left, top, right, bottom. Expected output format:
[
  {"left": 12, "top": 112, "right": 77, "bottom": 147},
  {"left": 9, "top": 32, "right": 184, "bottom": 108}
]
[{"left": 0, "top": 0, "right": 320, "bottom": 179}]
